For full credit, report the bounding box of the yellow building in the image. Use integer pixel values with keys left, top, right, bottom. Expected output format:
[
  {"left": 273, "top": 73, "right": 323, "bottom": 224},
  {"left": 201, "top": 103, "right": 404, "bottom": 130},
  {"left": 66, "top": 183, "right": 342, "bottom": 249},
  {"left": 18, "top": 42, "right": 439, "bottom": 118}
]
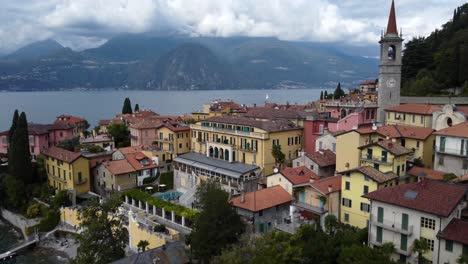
[
  {"left": 190, "top": 116, "right": 303, "bottom": 175},
  {"left": 192, "top": 100, "right": 246, "bottom": 121},
  {"left": 336, "top": 125, "right": 435, "bottom": 172},
  {"left": 153, "top": 123, "right": 191, "bottom": 160},
  {"left": 384, "top": 103, "right": 441, "bottom": 128},
  {"left": 43, "top": 146, "right": 90, "bottom": 196},
  {"left": 340, "top": 166, "right": 398, "bottom": 228}
]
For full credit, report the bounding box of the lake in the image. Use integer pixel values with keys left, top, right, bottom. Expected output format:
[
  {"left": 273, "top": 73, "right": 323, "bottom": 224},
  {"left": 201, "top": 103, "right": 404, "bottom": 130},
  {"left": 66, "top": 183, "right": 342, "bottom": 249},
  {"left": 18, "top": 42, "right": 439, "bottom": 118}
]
[{"left": 0, "top": 89, "right": 330, "bottom": 131}]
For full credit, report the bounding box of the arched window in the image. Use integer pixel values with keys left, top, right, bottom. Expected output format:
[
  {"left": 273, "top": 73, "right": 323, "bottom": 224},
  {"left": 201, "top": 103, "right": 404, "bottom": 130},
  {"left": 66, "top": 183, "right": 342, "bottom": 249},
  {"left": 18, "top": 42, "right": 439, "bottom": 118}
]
[
  {"left": 447, "top": 117, "right": 453, "bottom": 127},
  {"left": 214, "top": 147, "right": 219, "bottom": 158},
  {"left": 220, "top": 148, "right": 224, "bottom": 159},
  {"left": 225, "top": 149, "right": 229, "bottom": 161},
  {"left": 388, "top": 45, "right": 396, "bottom": 60},
  {"left": 209, "top": 147, "right": 214, "bottom": 157},
  {"left": 340, "top": 109, "right": 347, "bottom": 119},
  {"left": 232, "top": 151, "right": 236, "bottom": 162}
]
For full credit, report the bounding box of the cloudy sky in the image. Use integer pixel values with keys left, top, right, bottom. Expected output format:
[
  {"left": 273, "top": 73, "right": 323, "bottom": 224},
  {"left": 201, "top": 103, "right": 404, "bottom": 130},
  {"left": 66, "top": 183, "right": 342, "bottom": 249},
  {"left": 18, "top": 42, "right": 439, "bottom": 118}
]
[{"left": 0, "top": 0, "right": 465, "bottom": 54}]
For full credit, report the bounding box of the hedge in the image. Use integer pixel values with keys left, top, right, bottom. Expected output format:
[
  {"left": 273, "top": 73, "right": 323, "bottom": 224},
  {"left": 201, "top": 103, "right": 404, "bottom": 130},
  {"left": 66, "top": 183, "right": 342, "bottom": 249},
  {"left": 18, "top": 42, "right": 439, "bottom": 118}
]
[
  {"left": 123, "top": 189, "right": 198, "bottom": 221},
  {"left": 159, "top": 171, "right": 174, "bottom": 190}
]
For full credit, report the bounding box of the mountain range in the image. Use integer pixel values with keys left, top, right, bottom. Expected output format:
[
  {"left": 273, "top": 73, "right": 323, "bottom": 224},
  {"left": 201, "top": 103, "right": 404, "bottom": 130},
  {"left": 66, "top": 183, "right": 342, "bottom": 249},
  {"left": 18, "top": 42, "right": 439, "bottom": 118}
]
[{"left": 0, "top": 35, "right": 378, "bottom": 91}]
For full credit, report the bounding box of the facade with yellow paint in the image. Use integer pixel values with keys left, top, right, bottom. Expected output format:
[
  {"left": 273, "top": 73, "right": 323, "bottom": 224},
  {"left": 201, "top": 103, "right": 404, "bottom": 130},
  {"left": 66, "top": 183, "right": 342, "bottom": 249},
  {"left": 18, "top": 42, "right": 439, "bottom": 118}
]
[
  {"left": 190, "top": 116, "right": 303, "bottom": 175},
  {"left": 358, "top": 140, "right": 412, "bottom": 177},
  {"left": 43, "top": 146, "right": 91, "bottom": 198},
  {"left": 191, "top": 100, "right": 247, "bottom": 121},
  {"left": 152, "top": 124, "right": 191, "bottom": 160},
  {"left": 340, "top": 166, "right": 399, "bottom": 228},
  {"left": 384, "top": 103, "right": 441, "bottom": 128}
]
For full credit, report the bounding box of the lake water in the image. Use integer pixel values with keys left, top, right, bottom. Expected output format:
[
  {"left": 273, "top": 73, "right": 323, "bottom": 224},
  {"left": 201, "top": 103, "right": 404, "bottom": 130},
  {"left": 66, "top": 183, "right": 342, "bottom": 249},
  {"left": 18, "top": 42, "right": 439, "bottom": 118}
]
[{"left": 0, "top": 89, "right": 330, "bottom": 131}]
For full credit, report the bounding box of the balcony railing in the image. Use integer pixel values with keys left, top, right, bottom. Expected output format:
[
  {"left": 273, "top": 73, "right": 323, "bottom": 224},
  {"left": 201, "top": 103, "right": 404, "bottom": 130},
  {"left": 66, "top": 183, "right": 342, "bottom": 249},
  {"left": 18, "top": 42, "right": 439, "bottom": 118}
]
[
  {"left": 191, "top": 124, "right": 269, "bottom": 139},
  {"left": 360, "top": 155, "right": 394, "bottom": 165},
  {"left": 435, "top": 146, "right": 468, "bottom": 157},
  {"left": 154, "top": 137, "right": 174, "bottom": 142},
  {"left": 372, "top": 218, "right": 413, "bottom": 235},
  {"left": 369, "top": 234, "right": 411, "bottom": 256}
]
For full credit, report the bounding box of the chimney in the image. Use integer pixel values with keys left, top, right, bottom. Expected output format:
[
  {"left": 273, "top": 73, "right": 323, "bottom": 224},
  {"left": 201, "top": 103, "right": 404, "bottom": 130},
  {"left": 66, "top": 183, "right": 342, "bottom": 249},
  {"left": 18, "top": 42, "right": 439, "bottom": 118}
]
[{"left": 327, "top": 184, "right": 333, "bottom": 194}]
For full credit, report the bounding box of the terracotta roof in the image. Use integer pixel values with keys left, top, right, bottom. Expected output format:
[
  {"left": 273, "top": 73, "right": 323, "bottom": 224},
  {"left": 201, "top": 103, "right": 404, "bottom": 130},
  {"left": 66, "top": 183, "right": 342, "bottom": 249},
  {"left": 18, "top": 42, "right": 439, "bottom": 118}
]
[
  {"left": 118, "top": 146, "right": 145, "bottom": 155},
  {"left": 81, "top": 135, "right": 113, "bottom": 144},
  {"left": 278, "top": 166, "right": 319, "bottom": 185},
  {"left": 230, "top": 185, "right": 293, "bottom": 212},
  {"left": 209, "top": 101, "right": 245, "bottom": 112},
  {"left": 342, "top": 166, "right": 399, "bottom": 184},
  {"left": 156, "top": 122, "right": 190, "bottom": 132},
  {"left": 359, "top": 139, "right": 412, "bottom": 156},
  {"left": 354, "top": 125, "right": 434, "bottom": 140},
  {"left": 243, "top": 107, "right": 309, "bottom": 120},
  {"left": 408, "top": 166, "right": 445, "bottom": 181},
  {"left": 454, "top": 106, "right": 468, "bottom": 116},
  {"left": 386, "top": 0, "right": 398, "bottom": 35},
  {"left": 42, "top": 146, "right": 81, "bottom": 163},
  {"left": 451, "top": 174, "right": 468, "bottom": 183},
  {"left": 434, "top": 122, "right": 468, "bottom": 138},
  {"left": 384, "top": 103, "right": 441, "bottom": 115},
  {"left": 125, "top": 152, "right": 157, "bottom": 171},
  {"left": 364, "top": 181, "right": 466, "bottom": 217},
  {"left": 129, "top": 118, "right": 164, "bottom": 129},
  {"left": 438, "top": 219, "right": 468, "bottom": 245},
  {"left": 103, "top": 159, "right": 136, "bottom": 175},
  {"left": 360, "top": 80, "right": 377, "bottom": 85},
  {"left": 311, "top": 176, "right": 342, "bottom": 194},
  {"left": 0, "top": 123, "right": 76, "bottom": 136},
  {"left": 305, "top": 150, "right": 336, "bottom": 167},
  {"left": 99, "top": 119, "right": 112, "bottom": 126},
  {"left": 204, "top": 116, "right": 302, "bottom": 133},
  {"left": 55, "top": 115, "right": 86, "bottom": 124}
]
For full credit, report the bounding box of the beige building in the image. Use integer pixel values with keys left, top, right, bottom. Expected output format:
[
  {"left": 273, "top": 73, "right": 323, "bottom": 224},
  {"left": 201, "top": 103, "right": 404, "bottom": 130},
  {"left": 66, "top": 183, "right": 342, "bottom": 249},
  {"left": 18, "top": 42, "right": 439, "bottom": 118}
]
[
  {"left": 384, "top": 103, "right": 442, "bottom": 128},
  {"left": 190, "top": 116, "right": 303, "bottom": 175}
]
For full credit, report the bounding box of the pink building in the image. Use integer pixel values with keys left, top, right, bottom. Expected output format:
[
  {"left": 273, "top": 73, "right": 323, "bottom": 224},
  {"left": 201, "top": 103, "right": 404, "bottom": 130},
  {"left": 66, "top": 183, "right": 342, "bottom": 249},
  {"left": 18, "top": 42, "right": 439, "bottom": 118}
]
[{"left": 0, "top": 123, "right": 76, "bottom": 158}]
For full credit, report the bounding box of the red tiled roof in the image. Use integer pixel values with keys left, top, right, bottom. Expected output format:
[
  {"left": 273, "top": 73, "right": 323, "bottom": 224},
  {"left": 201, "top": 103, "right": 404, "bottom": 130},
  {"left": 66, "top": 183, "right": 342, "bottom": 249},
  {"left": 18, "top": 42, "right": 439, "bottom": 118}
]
[
  {"left": 205, "top": 116, "right": 302, "bottom": 133},
  {"left": 243, "top": 107, "right": 309, "bottom": 120},
  {"left": 408, "top": 166, "right": 445, "bottom": 181},
  {"left": 125, "top": 152, "right": 158, "bottom": 171},
  {"left": 355, "top": 124, "right": 434, "bottom": 140},
  {"left": 0, "top": 123, "right": 76, "bottom": 136},
  {"left": 230, "top": 185, "right": 293, "bottom": 212},
  {"left": 384, "top": 103, "right": 441, "bottom": 115},
  {"left": 342, "top": 166, "right": 398, "bottom": 184},
  {"left": 104, "top": 159, "right": 135, "bottom": 175},
  {"left": 118, "top": 146, "right": 145, "bottom": 155},
  {"left": 311, "top": 176, "right": 342, "bottom": 194},
  {"left": 360, "top": 80, "right": 376, "bottom": 85},
  {"left": 42, "top": 146, "right": 81, "bottom": 163},
  {"left": 455, "top": 106, "right": 468, "bottom": 116},
  {"left": 279, "top": 166, "right": 319, "bottom": 185},
  {"left": 438, "top": 219, "right": 468, "bottom": 245},
  {"left": 306, "top": 149, "right": 336, "bottom": 167},
  {"left": 364, "top": 181, "right": 466, "bottom": 217},
  {"left": 359, "top": 139, "right": 412, "bottom": 156},
  {"left": 434, "top": 122, "right": 468, "bottom": 138},
  {"left": 55, "top": 115, "right": 86, "bottom": 124}
]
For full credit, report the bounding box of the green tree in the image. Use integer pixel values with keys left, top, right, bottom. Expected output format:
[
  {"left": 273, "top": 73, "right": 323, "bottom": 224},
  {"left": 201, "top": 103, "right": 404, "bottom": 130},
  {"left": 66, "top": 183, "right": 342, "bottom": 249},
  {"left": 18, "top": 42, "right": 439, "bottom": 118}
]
[
  {"left": 324, "top": 214, "right": 338, "bottom": 234},
  {"left": 134, "top": 103, "right": 140, "bottom": 113},
  {"left": 271, "top": 145, "right": 285, "bottom": 168},
  {"left": 191, "top": 180, "right": 245, "bottom": 263},
  {"left": 72, "top": 195, "right": 128, "bottom": 264},
  {"left": 122, "top": 97, "right": 133, "bottom": 114},
  {"left": 57, "top": 136, "right": 80, "bottom": 151},
  {"left": 458, "top": 254, "right": 468, "bottom": 264},
  {"left": 324, "top": 90, "right": 328, "bottom": 99},
  {"left": 8, "top": 110, "right": 19, "bottom": 143},
  {"left": 334, "top": 82, "right": 345, "bottom": 99},
  {"left": 337, "top": 244, "right": 394, "bottom": 264},
  {"left": 8, "top": 112, "right": 33, "bottom": 184},
  {"left": 107, "top": 123, "right": 130, "bottom": 148},
  {"left": 137, "top": 240, "right": 149, "bottom": 252},
  {"left": 2, "top": 174, "right": 27, "bottom": 209},
  {"left": 412, "top": 238, "right": 430, "bottom": 264},
  {"left": 320, "top": 91, "right": 324, "bottom": 100}
]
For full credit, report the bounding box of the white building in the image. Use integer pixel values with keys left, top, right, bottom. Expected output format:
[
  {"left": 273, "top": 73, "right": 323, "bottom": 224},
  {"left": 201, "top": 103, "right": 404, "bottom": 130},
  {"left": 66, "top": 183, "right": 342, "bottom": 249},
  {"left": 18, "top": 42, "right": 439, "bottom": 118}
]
[
  {"left": 315, "top": 131, "right": 338, "bottom": 153},
  {"left": 437, "top": 218, "right": 468, "bottom": 264},
  {"left": 434, "top": 122, "right": 468, "bottom": 177},
  {"left": 364, "top": 181, "right": 466, "bottom": 263},
  {"left": 432, "top": 104, "right": 467, "bottom": 131}
]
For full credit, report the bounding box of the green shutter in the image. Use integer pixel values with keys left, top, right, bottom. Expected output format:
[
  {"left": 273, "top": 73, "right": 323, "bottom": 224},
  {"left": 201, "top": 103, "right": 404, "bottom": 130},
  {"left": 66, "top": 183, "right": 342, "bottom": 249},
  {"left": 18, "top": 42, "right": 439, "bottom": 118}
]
[
  {"left": 376, "top": 227, "right": 383, "bottom": 243},
  {"left": 377, "top": 207, "right": 384, "bottom": 223},
  {"left": 400, "top": 234, "right": 408, "bottom": 250},
  {"left": 446, "top": 240, "right": 453, "bottom": 252},
  {"left": 402, "top": 213, "right": 408, "bottom": 230}
]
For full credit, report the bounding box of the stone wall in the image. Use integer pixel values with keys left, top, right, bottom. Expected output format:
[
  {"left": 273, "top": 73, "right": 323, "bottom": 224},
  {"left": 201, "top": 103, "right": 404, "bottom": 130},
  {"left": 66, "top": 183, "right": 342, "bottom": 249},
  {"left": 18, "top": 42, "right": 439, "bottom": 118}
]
[{"left": 1, "top": 208, "right": 40, "bottom": 239}]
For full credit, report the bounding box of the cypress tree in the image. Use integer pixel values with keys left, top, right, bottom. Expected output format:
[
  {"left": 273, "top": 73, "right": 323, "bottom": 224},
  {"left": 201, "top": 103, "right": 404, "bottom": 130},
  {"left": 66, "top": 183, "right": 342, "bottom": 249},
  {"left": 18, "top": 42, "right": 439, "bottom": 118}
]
[
  {"left": 9, "top": 112, "right": 33, "bottom": 184},
  {"left": 134, "top": 103, "right": 140, "bottom": 113},
  {"left": 8, "top": 110, "right": 19, "bottom": 143},
  {"left": 334, "top": 82, "right": 345, "bottom": 99},
  {"left": 320, "top": 91, "right": 324, "bottom": 100},
  {"left": 324, "top": 90, "right": 328, "bottom": 99},
  {"left": 122, "top": 98, "right": 133, "bottom": 114}
]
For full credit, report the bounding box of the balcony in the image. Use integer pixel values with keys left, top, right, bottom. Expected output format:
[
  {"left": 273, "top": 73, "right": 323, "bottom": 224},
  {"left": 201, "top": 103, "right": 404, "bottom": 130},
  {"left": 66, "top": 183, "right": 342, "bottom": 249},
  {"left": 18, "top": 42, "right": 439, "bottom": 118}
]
[
  {"left": 49, "top": 174, "right": 66, "bottom": 183},
  {"left": 372, "top": 218, "right": 413, "bottom": 236},
  {"left": 191, "top": 124, "right": 269, "bottom": 139},
  {"left": 154, "top": 137, "right": 174, "bottom": 143},
  {"left": 76, "top": 179, "right": 87, "bottom": 186},
  {"left": 435, "top": 146, "right": 468, "bottom": 157},
  {"left": 369, "top": 234, "right": 411, "bottom": 256},
  {"left": 293, "top": 201, "right": 326, "bottom": 215},
  {"left": 360, "top": 155, "right": 394, "bottom": 165}
]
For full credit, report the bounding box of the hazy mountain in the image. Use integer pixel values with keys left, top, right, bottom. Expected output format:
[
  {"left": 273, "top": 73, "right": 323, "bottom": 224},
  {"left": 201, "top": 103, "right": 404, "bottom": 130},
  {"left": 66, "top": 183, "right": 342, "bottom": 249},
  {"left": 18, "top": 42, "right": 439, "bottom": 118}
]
[
  {"left": 3, "top": 39, "right": 63, "bottom": 61},
  {"left": 0, "top": 35, "right": 378, "bottom": 91}
]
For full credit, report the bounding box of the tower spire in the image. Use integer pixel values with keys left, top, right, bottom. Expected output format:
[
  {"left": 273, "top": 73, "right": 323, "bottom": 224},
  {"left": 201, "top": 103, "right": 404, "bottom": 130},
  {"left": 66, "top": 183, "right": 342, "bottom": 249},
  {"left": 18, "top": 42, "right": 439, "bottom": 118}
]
[{"left": 386, "top": 0, "right": 398, "bottom": 35}]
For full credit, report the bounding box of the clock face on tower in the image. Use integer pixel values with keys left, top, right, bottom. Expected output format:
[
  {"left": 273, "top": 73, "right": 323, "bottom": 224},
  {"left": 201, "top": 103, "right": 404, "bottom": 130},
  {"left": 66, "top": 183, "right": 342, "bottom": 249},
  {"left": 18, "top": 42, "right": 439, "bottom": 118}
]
[{"left": 386, "top": 78, "right": 396, "bottom": 88}]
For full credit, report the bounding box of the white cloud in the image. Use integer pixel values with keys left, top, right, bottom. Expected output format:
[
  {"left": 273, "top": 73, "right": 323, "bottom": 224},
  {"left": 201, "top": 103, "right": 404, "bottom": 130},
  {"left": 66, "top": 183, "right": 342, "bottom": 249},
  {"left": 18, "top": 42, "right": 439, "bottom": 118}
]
[{"left": 0, "top": 0, "right": 466, "bottom": 54}]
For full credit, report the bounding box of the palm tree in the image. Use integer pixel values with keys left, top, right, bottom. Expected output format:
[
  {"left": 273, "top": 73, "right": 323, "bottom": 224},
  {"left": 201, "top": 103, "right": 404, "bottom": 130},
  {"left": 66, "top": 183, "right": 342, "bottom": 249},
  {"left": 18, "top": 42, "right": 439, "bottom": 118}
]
[
  {"left": 458, "top": 254, "right": 468, "bottom": 264},
  {"left": 380, "top": 242, "right": 396, "bottom": 258},
  {"left": 137, "top": 240, "right": 150, "bottom": 252},
  {"left": 412, "top": 239, "right": 429, "bottom": 263}
]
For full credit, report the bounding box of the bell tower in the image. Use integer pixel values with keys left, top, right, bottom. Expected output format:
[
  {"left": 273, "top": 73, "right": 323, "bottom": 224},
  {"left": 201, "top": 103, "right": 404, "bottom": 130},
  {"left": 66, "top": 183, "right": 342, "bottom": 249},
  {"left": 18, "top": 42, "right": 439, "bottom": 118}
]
[{"left": 377, "top": 0, "right": 403, "bottom": 124}]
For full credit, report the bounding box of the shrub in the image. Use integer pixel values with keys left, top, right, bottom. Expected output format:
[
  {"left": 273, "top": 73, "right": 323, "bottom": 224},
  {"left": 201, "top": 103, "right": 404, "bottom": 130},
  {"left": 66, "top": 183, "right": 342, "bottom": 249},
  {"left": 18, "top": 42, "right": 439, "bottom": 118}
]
[
  {"left": 153, "top": 224, "right": 166, "bottom": 233},
  {"left": 52, "top": 190, "right": 71, "bottom": 209},
  {"left": 443, "top": 173, "right": 457, "bottom": 182},
  {"left": 26, "top": 203, "right": 42, "bottom": 218},
  {"left": 37, "top": 210, "right": 60, "bottom": 232},
  {"left": 143, "top": 176, "right": 158, "bottom": 185},
  {"left": 159, "top": 171, "right": 174, "bottom": 190}
]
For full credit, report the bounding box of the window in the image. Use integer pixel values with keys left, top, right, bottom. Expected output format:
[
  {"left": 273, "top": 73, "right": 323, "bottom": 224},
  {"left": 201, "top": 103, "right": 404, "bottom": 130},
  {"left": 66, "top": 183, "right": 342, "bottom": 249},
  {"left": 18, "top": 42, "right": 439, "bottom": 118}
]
[
  {"left": 179, "top": 143, "right": 182, "bottom": 148},
  {"left": 360, "top": 203, "right": 370, "bottom": 212},
  {"left": 412, "top": 114, "right": 415, "bottom": 123},
  {"left": 364, "top": 175, "right": 370, "bottom": 181},
  {"left": 420, "top": 115, "right": 424, "bottom": 124},
  {"left": 402, "top": 213, "right": 409, "bottom": 231},
  {"left": 376, "top": 226, "right": 383, "bottom": 243},
  {"left": 403, "top": 114, "right": 406, "bottom": 121},
  {"left": 332, "top": 143, "right": 336, "bottom": 152},
  {"left": 377, "top": 207, "right": 384, "bottom": 223},
  {"left": 78, "top": 172, "right": 83, "bottom": 183},
  {"left": 422, "top": 238, "right": 435, "bottom": 252},
  {"left": 416, "top": 141, "right": 420, "bottom": 148},
  {"left": 463, "top": 159, "right": 468, "bottom": 170},
  {"left": 345, "top": 181, "right": 350, "bottom": 190},
  {"left": 445, "top": 240, "right": 453, "bottom": 252},
  {"left": 344, "top": 213, "right": 349, "bottom": 222},
  {"left": 319, "top": 141, "right": 323, "bottom": 150},
  {"left": 259, "top": 210, "right": 263, "bottom": 217},
  {"left": 439, "top": 155, "right": 445, "bottom": 166},
  {"left": 400, "top": 234, "right": 408, "bottom": 251},
  {"left": 363, "top": 185, "right": 369, "bottom": 194},
  {"left": 342, "top": 198, "right": 352, "bottom": 208},
  {"left": 387, "top": 112, "right": 390, "bottom": 119},
  {"left": 401, "top": 139, "right": 406, "bottom": 147},
  {"left": 276, "top": 205, "right": 280, "bottom": 212},
  {"left": 310, "top": 165, "right": 314, "bottom": 170},
  {"left": 1, "top": 137, "right": 7, "bottom": 144},
  {"left": 421, "top": 217, "right": 436, "bottom": 230}
]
